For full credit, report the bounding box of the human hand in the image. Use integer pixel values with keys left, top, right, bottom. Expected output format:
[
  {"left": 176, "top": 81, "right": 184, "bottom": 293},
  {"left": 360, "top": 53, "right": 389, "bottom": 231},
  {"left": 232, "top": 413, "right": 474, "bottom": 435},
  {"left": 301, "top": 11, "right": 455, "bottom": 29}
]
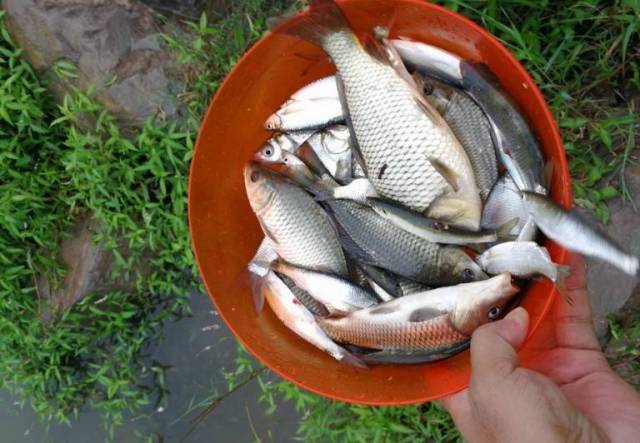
[{"left": 442, "top": 253, "right": 640, "bottom": 442}]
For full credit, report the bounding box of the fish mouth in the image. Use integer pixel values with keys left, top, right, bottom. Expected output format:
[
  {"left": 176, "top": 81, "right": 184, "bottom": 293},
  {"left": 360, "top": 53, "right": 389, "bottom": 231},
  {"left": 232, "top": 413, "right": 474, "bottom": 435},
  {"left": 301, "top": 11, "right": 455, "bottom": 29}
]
[{"left": 264, "top": 114, "right": 281, "bottom": 130}]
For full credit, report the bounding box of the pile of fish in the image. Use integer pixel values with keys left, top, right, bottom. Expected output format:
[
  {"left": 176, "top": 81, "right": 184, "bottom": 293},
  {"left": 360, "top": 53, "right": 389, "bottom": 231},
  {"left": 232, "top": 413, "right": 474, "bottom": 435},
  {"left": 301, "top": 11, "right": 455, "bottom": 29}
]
[{"left": 243, "top": 0, "right": 639, "bottom": 367}]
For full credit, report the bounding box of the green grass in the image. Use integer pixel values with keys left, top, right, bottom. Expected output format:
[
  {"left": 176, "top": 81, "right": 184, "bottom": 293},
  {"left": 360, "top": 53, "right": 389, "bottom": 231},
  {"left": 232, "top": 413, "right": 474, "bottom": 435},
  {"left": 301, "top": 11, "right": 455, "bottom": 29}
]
[
  {"left": 0, "top": 11, "right": 198, "bottom": 435},
  {"left": 1, "top": 0, "right": 638, "bottom": 440}
]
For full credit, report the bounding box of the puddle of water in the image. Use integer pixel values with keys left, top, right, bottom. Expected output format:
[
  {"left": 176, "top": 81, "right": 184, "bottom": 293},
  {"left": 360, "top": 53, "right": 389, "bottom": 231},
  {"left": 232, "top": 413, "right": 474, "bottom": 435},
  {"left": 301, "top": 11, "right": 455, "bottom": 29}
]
[{"left": 0, "top": 290, "right": 300, "bottom": 442}]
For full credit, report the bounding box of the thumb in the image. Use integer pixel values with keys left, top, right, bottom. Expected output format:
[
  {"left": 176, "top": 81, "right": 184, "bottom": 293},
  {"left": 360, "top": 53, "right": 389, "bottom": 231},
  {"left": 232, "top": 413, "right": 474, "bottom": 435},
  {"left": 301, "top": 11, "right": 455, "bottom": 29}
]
[{"left": 470, "top": 307, "right": 529, "bottom": 380}]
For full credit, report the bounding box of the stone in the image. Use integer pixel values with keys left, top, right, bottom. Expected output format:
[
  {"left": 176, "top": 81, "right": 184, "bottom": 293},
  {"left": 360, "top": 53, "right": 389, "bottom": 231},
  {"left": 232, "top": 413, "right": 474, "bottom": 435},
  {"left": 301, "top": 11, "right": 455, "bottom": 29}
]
[
  {"left": 35, "top": 214, "right": 112, "bottom": 316},
  {"left": 2, "top": 0, "right": 185, "bottom": 130},
  {"left": 35, "top": 213, "right": 148, "bottom": 317},
  {"left": 583, "top": 164, "right": 640, "bottom": 343}
]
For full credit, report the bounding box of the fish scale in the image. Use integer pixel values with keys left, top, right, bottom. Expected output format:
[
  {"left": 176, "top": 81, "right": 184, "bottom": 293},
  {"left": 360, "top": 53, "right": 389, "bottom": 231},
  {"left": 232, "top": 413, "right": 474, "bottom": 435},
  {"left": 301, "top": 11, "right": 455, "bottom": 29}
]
[
  {"left": 260, "top": 185, "right": 348, "bottom": 276},
  {"left": 326, "top": 199, "right": 442, "bottom": 283},
  {"left": 443, "top": 92, "right": 498, "bottom": 201},
  {"left": 319, "top": 314, "right": 468, "bottom": 350},
  {"left": 323, "top": 31, "right": 479, "bottom": 223}
]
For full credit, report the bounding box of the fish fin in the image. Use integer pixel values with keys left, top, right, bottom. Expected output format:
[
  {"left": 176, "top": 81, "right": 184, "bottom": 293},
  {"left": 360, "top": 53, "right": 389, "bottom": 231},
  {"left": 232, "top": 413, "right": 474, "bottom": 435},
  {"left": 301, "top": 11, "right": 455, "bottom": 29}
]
[
  {"left": 358, "top": 262, "right": 402, "bottom": 298},
  {"left": 496, "top": 217, "right": 520, "bottom": 237},
  {"left": 413, "top": 84, "right": 450, "bottom": 124},
  {"left": 271, "top": 0, "right": 352, "bottom": 48},
  {"left": 364, "top": 33, "right": 419, "bottom": 88},
  {"left": 339, "top": 350, "right": 368, "bottom": 369},
  {"left": 408, "top": 308, "right": 443, "bottom": 323},
  {"left": 325, "top": 308, "right": 351, "bottom": 318},
  {"left": 428, "top": 158, "right": 460, "bottom": 192},
  {"left": 248, "top": 271, "right": 266, "bottom": 314},
  {"left": 335, "top": 73, "right": 368, "bottom": 176}
]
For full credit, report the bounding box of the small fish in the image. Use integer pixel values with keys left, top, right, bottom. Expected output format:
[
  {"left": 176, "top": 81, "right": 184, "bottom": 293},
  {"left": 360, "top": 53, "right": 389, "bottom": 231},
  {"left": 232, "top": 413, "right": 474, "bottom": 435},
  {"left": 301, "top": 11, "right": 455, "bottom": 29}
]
[
  {"left": 265, "top": 97, "right": 344, "bottom": 131},
  {"left": 307, "top": 125, "right": 353, "bottom": 183},
  {"left": 318, "top": 273, "right": 518, "bottom": 350},
  {"left": 476, "top": 241, "right": 569, "bottom": 283},
  {"left": 276, "top": 0, "right": 482, "bottom": 230},
  {"left": 272, "top": 261, "right": 378, "bottom": 315},
  {"left": 288, "top": 75, "right": 339, "bottom": 102},
  {"left": 262, "top": 271, "right": 365, "bottom": 367},
  {"left": 326, "top": 199, "right": 487, "bottom": 285},
  {"left": 244, "top": 161, "right": 348, "bottom": 277},
  {"left": 390, "top": 39, "right": 464, "bottom": 86},
  {"left": 367, "top": 198, "right": 497, "bottom": 245},
  {"left": 521, "top": 192, "right": 639, "bottom": 276},
  {"left": 390, "top": 38, "right": 545, "bottom": 193},
  {"left": 481, "top": 174, "right": 527, "bottom": 237}
]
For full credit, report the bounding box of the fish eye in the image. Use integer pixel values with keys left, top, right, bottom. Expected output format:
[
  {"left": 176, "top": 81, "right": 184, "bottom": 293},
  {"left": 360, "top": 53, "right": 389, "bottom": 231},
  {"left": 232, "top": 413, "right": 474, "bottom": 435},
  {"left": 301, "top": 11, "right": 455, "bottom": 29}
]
[
  {"left": 461, "top": 268, "right": 475, "bottom": 282},
  {"left": 487, "top": 306, "right": 501, "bottom": 320},
  {"left": 250, "top": 171, "right": 261, "bottom": 182}
]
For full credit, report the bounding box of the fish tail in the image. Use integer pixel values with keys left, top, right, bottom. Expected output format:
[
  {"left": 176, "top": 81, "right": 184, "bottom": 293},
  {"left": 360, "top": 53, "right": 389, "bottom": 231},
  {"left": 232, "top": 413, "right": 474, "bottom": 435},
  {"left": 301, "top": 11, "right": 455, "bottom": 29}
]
[
  {"left": 248, "top": 271, "right": 267, "bottom": 314},
  {"left": 338, "top": 349, "right": 368, "bottom": 369},
  {"left": 272, "top": 0, "right": 352, "bottom": 48}
]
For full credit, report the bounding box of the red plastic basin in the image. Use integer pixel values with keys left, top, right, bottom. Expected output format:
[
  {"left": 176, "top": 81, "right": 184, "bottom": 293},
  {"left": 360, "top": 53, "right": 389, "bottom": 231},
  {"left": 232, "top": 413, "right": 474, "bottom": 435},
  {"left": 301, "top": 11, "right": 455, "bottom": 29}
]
[{"left": 189, "top": 0, "right": 571, "bottom": 405}]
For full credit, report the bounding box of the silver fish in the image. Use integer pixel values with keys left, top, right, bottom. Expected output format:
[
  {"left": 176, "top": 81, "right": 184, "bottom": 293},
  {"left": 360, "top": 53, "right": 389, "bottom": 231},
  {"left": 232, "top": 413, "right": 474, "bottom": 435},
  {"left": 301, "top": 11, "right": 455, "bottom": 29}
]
[
  {"left": 391, "top": 39, "right": 545, "bottom": 193},
  {"left": 307, "top": 125, "right": 353, "bottom": 183},
  {"left": 390, "top": 39, "right": 464, "bottom": 86},
  {"left": 318, "top": 273, "right": 518, "bottom": 350},
  {"left": 522, "top": 192, "right": 639, "bottom": 276},
  {"left": 476, "top": 241, "right": 568, "bottom": 282},
  {"left": 273, "top": 261, "right": 378, "bottom": 315},
  {"left": 417, "top": 76, "right": 498, "bottom": 201},
  {"left": 279, "top": 1, "right": 482, "bottom": 230},
  {"left": 326, "top": 199, "right": 487, "bottom": 285},
  {"left": 288, "top": 75, "right": 339, "bottom": 101},
  {"left": 481, "top": 174, "right": 527, "bottom": 236},
  {"left": 262, "top": 271, "right": 365, "bottom": 367},
  {"left": 367, "top": 198, "right": 497, "bottom": 245},
  {"left": 244, "top": 161, "right": 348, "bottom": 277},
  {"left": 265, "top": 97, "right": 344, "bottom": 131}
]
